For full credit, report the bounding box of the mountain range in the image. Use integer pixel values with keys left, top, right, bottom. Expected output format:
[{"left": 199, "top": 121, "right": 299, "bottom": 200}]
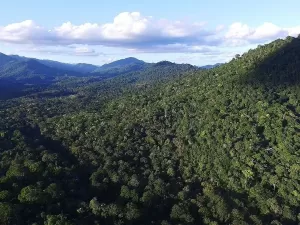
[
  {"left": 0, "top": 52, "right": 217, "bottom": 83},
  {"left": 0, "top": 52, "right": 198, "bottom": 100},
  {"left": 1, "top": 36, "right": 300, "bottom": 225},
  {"left": 0, "top": 53, "right": 152, "bottom": 76}
]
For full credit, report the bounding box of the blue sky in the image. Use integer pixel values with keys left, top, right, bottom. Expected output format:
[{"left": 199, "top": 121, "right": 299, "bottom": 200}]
[{"left": 0, "top": 0, "right": 300, "bottom": 65}]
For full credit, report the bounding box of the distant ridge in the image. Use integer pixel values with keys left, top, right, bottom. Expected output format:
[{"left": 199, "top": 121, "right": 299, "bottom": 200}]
[
  {"left": 94, "top": 57, "right": 146, "bottom": 72},
  {"left": 200, "top": 63, "right": 223, "bottom": 69},
  {"left": 0, "top": 53, "right": 16, "bottom": 67},
  {"left": 10, "top": 55, "right": 100, "bottom": 73},
  {"left": 0, "top": 52, "right": 199, "bottom": 83},
  {"left": 154, "top": 61, "right": 176, "bottom": 67}
]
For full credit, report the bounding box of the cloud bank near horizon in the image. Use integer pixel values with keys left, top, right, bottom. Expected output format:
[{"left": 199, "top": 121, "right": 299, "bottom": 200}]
[{"left": 0, "top": 12, "right": 299, "bottom": 57}]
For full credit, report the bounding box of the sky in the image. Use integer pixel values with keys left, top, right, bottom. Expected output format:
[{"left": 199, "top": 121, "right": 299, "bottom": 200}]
[{"left": 0, "top": 0, "right": 300, "bottom": 66}]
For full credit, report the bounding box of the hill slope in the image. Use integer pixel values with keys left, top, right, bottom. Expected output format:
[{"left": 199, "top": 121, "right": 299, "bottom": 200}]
[{"left": 0, "top": 59, "right": 83, "bottom": 81}]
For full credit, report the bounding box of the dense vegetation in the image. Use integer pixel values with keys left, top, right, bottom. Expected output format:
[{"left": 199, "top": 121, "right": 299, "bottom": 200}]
[{"left": 1, "top": 36, "right": 300, "bottom": 225}]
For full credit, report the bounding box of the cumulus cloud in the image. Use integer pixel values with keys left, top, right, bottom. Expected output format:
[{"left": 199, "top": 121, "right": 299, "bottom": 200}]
[
  {"left": 0, "top": 20, "right": 50, "bottom": 43},
  {"left": 0, "top": 12, "right": 215, "bottom": 49},
  {"left": 0, "top": 12, "right": 300, "bottom": 54},
  {"left": 225, "top": 22, "right": 300, "bottom": 46}
]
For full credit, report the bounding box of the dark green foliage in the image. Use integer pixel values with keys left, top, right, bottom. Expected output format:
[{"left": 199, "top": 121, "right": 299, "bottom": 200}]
[{"left": 1, "top": 36, "right": 300, "bottom": 224}]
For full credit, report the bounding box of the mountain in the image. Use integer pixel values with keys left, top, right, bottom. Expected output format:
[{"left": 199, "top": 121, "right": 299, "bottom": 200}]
[
  {"left": 9, "top": 54, "right": 28, "bottom": 61},
  {"left": 74, "top": 61, "right": 198, "bottom": 102},
  {"left": 2, "top": 37, "right": 300, "bottom": 224},
  {"left": 154, "top": 60, "right": 176, "bottom": 67},
  {"left": 73, "top": 63, "right": 100, "bottom": 73},
  {"left": 0, "top": 59, "right": 60, "bottom": 80},
  {"left": 0, "top": 53, "right": 197, "bottom": 100},
  {"left": 200, "top": 63, "right": 223, "bottom": 69},
  {"left": 92, "top": 57, "right": 147, "bottom": 76},
  {"left": 3, "top": 54, "right": 192, "bottom": 82},
  {"left": 0, "top": 57, "right": 84, "bottom": 83},
  {"left": 10, "top": 55, "right": 99, "bottom": 73},
  {"left": 8, "top": 54, "right": 146, "bottom": 77},
  {"left": 67, "top": 36, "right": 300, "bottom": 224},
  {"left": 37, "top": 60, "right": 99, "bottom": 73},
  {"left": 96, "top": 57, "right": 146, "bottom": 71},
  {"left": 0, "top": 53, "right": 16, "bottom": 67}
]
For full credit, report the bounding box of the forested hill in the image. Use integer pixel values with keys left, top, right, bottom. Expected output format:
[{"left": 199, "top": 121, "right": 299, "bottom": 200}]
[
  {"left": 95, "top": 57, "right": 145, "bottom": 71},
  {"left": 5, "top": 55, "right": 148, "bottom": 76},
  {"left": 0, "top": 52, "right": 196, "bottom": 87},
  {"left": 1, "top": 36, "right": 300, "bottom": 225},
  {"left": 0, "top": 56, "right": 197, "bottom": 102},
  {"left": 0, "top": 53, "right": 15, "bottom": 67}
]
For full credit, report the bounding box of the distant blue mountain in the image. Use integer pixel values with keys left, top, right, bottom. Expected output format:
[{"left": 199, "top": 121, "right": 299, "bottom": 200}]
[
  {"left": 96, "top": 57, "right": 145, "bottom": 71},
  {"left": 0, "top": 52, "right": 200, "bottom": 83},
  {"left": 93, "top": 57, "right": 146, "bottom": 74},
  {"left": 10, "top": 55, "right": 100, "bottom": 73},
  {"left": 90, "top": 57, "right": 147, "bottom": 78},
  {"left": 0, "top": 53, "right": 16, "bottom": 67},
  {"left": 200, "top": 63, "right": 223, "bottom": 69},
  {"left": 0, "top": 54, "right": 82, "bottom": 82}
]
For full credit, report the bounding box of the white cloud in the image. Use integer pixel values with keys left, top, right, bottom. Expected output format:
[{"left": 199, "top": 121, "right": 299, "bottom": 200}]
[
  {"left": 225, "top": 23, "right": 252, "bottom": 39},
  {"left": 225, "top": 22, "right": 300, "bottom": 46},
  {"left": 0, "top": 20, "right": 48, "bottom": 43},
  {"left": 250, "top": 23, "right": 285, "bottom": 40},
  {"left": 286, "top": 26, "right": 300, "bottom": 37},
  {"left": 0, "top": 13, "right": 300, "bottom": 54},
  {"left": 216, "top": 25, "right": 225, "bottom": 32},
  {"left": 0, "top": 12, "right": 213, "bottom": 48},
  {"left": 101, "top": 12, "right": 149, "bottom": 39}
]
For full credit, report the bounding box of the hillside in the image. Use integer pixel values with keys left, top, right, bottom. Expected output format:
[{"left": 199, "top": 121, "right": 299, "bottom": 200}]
[
  {"left": 0, "top": 59, "right": 82, "bottom": 82},
  {"left": 37, "top": 60, "right": 99, "bottom": 74},
  {"left": 0, "top": 36, "right": 300, "bottom": 225},
  {"left": 92, "top": 57, "right": 147, "bottom": 76},
  {"left": 1, "top": 54, "right": 162, "bottom": 84},
  {"left": 96, "top": 57, "right": 146, "bottom": 71},
  {"left": 0, "top": 57, "right": 197, "bottom": 101},
  {"left": 10, "top": 55, "right": 100, "bottom": 74},
  {"left": 0, "top": 53, "right": 16, "bottom": 67},
  {"left": 11, "top": 61, "right": 198, "bottom": 112}
]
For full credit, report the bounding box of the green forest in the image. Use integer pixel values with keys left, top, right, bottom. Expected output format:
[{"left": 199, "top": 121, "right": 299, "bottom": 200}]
[{"left": 0, "top": 36, "right": 300, "bottom": 225}]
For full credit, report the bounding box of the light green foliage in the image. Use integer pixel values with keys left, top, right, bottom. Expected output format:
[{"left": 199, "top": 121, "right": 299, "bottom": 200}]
[
  {"left": 44, "top": 214, "right": 73, "bottom": 225},
  {"left": 0, "top": 203, "right": 13, "bottom": 225},
  {"left": 18, "top": 185, "right": 47, "bottom": 204}
]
